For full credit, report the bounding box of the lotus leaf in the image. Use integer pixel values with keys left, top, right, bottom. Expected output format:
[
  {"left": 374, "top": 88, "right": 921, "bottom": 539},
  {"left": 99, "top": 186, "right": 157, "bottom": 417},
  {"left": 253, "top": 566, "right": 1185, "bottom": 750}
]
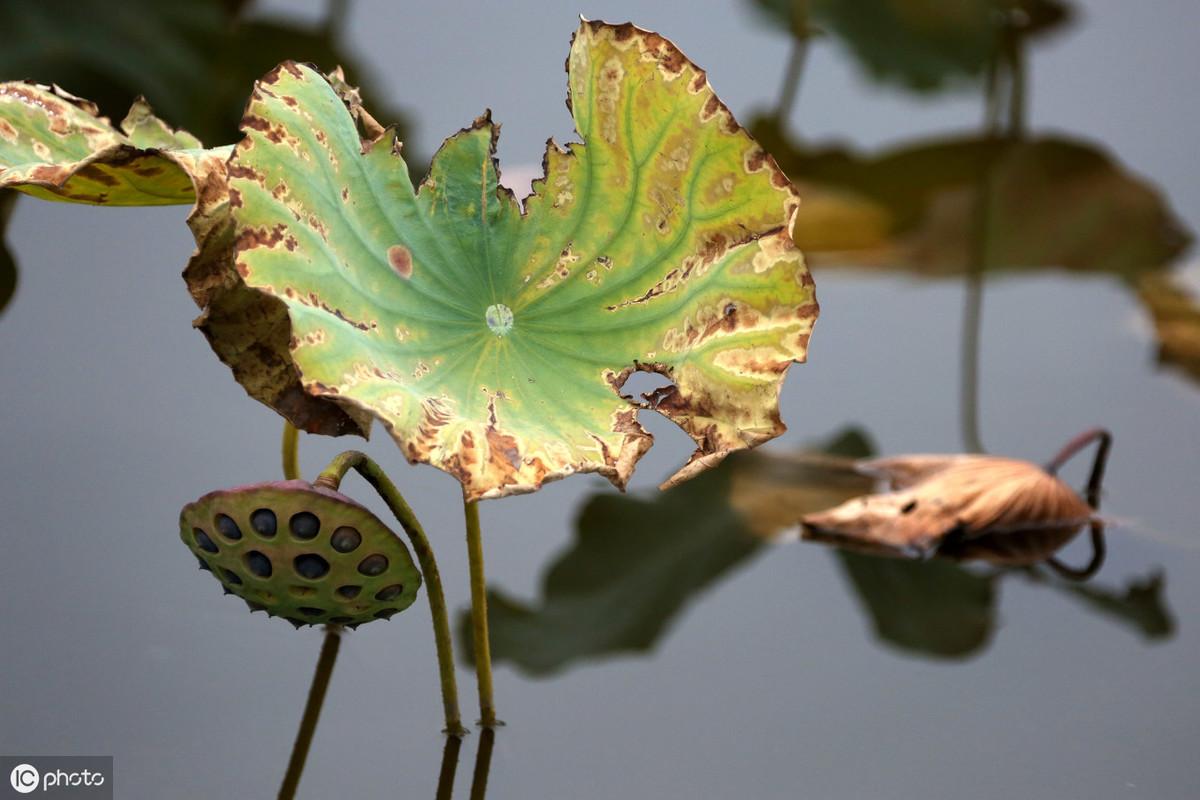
[
  {"left": 751, "top": 0, "right": 1071, "bottom": 92},
  {"left": 0, "top": 81, "right": 228, "bottom": 206},
  {"left": 221, "top": 21, "right": 816, "bottom": 500}
]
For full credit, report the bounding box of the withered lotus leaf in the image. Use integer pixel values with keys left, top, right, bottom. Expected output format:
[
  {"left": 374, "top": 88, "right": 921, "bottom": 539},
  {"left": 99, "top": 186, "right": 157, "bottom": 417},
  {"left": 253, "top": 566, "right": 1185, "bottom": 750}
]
[
  {"left": 0, "top": 81, "right": 228, "bottom": 206},
  {"left": 802, "top": 455, "right": 1095, "bottom": 564},
  {"left": 217, "top": 21, "right": 816, "bottom": 500}
]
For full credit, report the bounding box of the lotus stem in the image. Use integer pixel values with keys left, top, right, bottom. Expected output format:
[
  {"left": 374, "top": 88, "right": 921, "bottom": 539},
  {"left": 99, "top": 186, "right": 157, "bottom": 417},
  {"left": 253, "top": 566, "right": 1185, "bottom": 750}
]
[
  {"left": 282, "top": 421, "right": 300, "bottom": 480},
  {"left": 464, "top": 498, "right": 498, "bottom": 727},
  {"left": 1044, "top": 428, "right": 1112, "bottom": 582},
  {"left": 278, "top": 626, "right": 341, "bottom": 800},
  {"left": 315, "top": 451, "right": 466, "bottom": 736},
  {"left": 1047, "top": 520, "right": 1107, "bottom": 581},
  {"left": 1044, "top": 427, "right": 1112, "bottom": 509}
]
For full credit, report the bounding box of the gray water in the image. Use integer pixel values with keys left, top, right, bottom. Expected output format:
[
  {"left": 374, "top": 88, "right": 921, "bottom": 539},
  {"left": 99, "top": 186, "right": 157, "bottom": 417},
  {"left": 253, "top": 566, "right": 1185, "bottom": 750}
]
[{"left": 1, "top": 1, "right": 1198, "bottom": 798}]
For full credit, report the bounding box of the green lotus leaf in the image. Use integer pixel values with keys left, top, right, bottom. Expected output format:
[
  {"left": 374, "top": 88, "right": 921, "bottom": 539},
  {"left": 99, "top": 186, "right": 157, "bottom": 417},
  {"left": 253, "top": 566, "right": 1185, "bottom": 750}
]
[
  {"left": 0, "top": 80, "right": 228, "bottom": 205},
  {"left": 223, "top": 21, "right": 817, "bottom": 500}
]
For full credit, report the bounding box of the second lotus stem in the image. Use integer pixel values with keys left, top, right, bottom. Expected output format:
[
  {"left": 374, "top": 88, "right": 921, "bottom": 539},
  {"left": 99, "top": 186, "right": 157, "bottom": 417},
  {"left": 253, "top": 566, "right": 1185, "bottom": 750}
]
[
  {"left": 315, "top": 451, "right": 466, "bottom": 736},
  {"left": 464, "top": 498, "right": 498, "bottom": 727}
]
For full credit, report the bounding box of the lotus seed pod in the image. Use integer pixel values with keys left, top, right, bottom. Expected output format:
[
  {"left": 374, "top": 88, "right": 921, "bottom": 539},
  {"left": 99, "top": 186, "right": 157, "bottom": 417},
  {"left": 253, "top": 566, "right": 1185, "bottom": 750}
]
[{"left": 179, "top": 479, "right": 421, "bottom": 627}]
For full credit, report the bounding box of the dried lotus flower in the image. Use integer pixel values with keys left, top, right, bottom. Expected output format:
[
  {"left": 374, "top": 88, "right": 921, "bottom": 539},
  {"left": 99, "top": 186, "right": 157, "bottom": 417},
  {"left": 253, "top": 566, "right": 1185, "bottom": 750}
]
[{"left": 801, "top": 429, "right": 1111, "bottom": 577}]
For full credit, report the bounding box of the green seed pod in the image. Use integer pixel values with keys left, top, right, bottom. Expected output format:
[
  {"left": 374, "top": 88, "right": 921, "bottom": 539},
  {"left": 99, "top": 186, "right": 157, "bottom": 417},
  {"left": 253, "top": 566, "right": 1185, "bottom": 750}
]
[{"left": 180, "top": 479, "right": 421, "bottom": 628}]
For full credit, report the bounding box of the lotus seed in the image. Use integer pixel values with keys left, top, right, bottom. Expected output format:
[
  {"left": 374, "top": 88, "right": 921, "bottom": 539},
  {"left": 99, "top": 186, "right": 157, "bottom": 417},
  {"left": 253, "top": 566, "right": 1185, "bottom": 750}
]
[
  {"left": 290, "top": 511, "right": 320, "bottom": 540},
  {"left": 250, "top": 508, "right": 277, "bottom": 537},
  {"left": 294, "top": 553, "right": 330, "bottom": 579},
  {"left": 243, "top": 550, "right": 272, "bottom": 578},
  {"left": 330, "top": 526, "right": 362, "bottom": 553},
  {"left": 298, "top": 607, "right": 325, "bottom": 617},
  {"left": 215, "top": 513, "right": 242, "bottom": 540},
  {"left": 357, "top": 554, "right": 388, "bottom": 576},
  {"left": 221, "top": 568, "right": 243, "bottom": 585},
  {"left": 375, "top": 584, "right": 404, "bottom": 601},
  {"left": 193, "top": 528, "right": 219, "bottom": 553},
  {"left": 336, "top": 585, "right": 361, "bottom": 599}
]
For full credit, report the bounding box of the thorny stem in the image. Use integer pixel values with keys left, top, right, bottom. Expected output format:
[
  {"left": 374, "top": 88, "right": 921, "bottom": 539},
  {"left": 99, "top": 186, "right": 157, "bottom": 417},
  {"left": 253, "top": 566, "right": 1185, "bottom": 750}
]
[
  {"left": 464, "top": 499, "right": 499, "bottom": 727},
  {"left": 1044, "top": 428, "right": 1113, "bottom": 581},
  {"left": 278, "top": 627, "right": 341, "bottom": 800},
  {"left": 315, "top": 451, "right": 467, "bottom": 736},
  {"left": 282, "top": 421, "right": 300, "bottom": 481}
]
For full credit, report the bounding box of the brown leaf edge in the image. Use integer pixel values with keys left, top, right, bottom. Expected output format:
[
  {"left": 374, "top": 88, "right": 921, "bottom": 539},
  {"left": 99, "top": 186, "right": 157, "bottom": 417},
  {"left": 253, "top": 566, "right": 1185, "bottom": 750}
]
[
  {"left": 184, "top": 68, "right": 373, "bottom": 438},
  {"left": 217, "top": 23, "right": 812, "bottom": 499},
  {"left": 0, "top": 79, "right": 368, "bottom": 436}
]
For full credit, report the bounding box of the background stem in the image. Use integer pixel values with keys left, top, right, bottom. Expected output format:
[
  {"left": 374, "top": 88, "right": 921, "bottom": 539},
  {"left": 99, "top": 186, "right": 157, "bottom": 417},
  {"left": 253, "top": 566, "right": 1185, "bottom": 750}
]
[
  {"left": 315, "top": 451, "right": 466, "bottom": 736},
  {"left": 282, "top": 421, "right": 300, "bottom": 480},
  {"left": 278, "top": 627, "right": 341, "bottom": 800},
  {"left": 464, "top": 499, "right": 498, "bottom": 727}
]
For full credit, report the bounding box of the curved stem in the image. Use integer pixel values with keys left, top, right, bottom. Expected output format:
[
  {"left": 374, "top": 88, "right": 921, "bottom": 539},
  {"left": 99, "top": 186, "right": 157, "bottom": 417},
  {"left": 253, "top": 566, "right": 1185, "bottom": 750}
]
[
  {"left": 464, "top": 499, "right": 498, "bottom": 727},
  {"left": 1044, "top": 429, "right": 1112, "bottom": 581},
  {"left": 282, "top": 421, "right": 300, "bottom": 481},
  {"left": 1045, "top": 427, "right": 1112, "bottom": 508},
  {"left": 315, "top": 451, "right": 466, "bottom": 736},
  {"left": 278, "top": 627, "right": 341, "bottom": 800},
  {"left": 1047, "top": 521, "right": 1107, "bottom": 581}
]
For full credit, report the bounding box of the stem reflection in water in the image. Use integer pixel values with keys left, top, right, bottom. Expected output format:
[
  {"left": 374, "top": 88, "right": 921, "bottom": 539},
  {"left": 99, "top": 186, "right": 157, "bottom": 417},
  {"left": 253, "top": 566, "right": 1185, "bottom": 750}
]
[{"left": 278, "top": 627, "right": 341, "bottom": 800}]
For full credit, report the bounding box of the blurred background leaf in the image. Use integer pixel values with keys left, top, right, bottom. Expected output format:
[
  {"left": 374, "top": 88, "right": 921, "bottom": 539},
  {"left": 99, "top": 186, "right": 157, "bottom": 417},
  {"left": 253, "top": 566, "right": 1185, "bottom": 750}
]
[
  {"left": 753, "top": 116, "right": 1192, "bottom": 282},
  {"left": 0, "top": 0, "right": 414, "bottom": 156},
  {"left": 751, "top": 0, "right": 1071, "bottom": 92},
  {"left": 1137, "top": 273, "right": 1200, "bottom": 387},
  {"left": 468, "top": 420, "right": 1175, "bottom": 673},
  {"left": 835, "top": 552, "right": 996, "bottom": 657},
  {"left": 0, "top": 0, "right": 419, "bottom": 322},
  {"left": 1043, "top": 569, "right": 1174, "bottom": 640},
  {"left": 462, "top": 428, "right": 873, "bottom": 676}
]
